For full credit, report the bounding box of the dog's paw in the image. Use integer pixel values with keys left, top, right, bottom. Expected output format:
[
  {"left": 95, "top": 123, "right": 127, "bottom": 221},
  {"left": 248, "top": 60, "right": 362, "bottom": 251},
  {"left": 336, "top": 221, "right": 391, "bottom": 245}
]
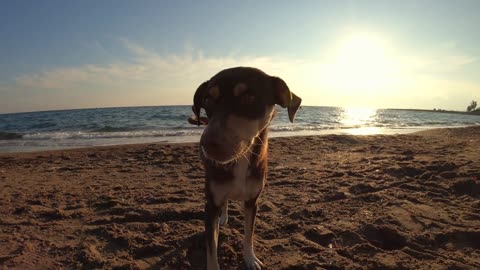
[
  {"left": 244, "top": 253, "right": 263, "bottom": 270},
  {"left": 219, "top": 212, "right": 228, "bottom": 226}
]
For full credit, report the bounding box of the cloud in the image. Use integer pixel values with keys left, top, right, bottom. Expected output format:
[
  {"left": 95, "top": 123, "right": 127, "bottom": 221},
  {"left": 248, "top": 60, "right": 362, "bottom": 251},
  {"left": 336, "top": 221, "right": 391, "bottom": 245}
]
[
  {"left": 14, "top": 41, "right": 302, "bottom": 93},
  {"left": 1, "top": 39, "right": 479, "bottom": 113},
  {"left": 11, "top": 42, "right": 325, "bottom": 112},
  {"left": 3, "top": 41, "right": 310, "bottom": 112},
  {"left": 400, "top": 52, "right": 476, "bottom": 73}
]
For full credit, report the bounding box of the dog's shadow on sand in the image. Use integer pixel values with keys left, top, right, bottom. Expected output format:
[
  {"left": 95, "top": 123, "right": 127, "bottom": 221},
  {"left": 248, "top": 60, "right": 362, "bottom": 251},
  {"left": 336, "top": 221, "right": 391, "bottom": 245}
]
[
  {"left": 149, "top": 228, "right": 248, "bottom": 270},
  {"left": 146, "top": 231, "right": 205, "bottom": 270},
  {"left": 184, "top": 232, "right": 206, "bottom": 269}
]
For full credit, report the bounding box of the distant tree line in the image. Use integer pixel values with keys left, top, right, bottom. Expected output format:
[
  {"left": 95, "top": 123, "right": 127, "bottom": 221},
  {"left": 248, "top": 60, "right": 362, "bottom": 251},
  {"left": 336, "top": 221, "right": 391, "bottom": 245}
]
[{"left": 467, "top": 100, "right": 479, "bottom": 113}]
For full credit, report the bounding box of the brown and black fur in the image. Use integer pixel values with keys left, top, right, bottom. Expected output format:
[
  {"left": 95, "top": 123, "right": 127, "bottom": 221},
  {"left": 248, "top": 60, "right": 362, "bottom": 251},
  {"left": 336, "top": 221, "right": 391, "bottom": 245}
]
[{"left": 189, "top": 67, "right": 301, "bottom": 270}]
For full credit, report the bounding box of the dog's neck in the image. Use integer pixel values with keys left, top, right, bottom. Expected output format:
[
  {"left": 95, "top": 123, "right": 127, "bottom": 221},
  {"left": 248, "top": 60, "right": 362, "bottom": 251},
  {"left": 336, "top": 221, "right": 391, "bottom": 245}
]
[
  {"left": 246, "top": 128, "right": 269, "bottom": 178},
  {"left": 248, "top": 109, "right": 275, "bottom": 166},
  {"left": 251, "top": 128, "right": 269, "bottom": 163},
  {"left": 202, "top": 127, "right": 269, "bottom": 172}
]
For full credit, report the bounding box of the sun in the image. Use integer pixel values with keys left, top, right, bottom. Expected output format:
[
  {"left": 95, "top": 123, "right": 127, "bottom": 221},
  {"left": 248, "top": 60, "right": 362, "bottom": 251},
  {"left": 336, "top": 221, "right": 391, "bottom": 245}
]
[{"left": 324, "top": 32, "right": 402, "bottom": 95}]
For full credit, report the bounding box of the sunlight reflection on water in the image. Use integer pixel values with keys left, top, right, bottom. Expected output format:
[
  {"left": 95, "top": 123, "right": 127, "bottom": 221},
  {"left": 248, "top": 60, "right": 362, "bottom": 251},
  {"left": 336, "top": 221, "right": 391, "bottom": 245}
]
[{"left": 341, "top": 107, "right": 376, "bottom": 125}]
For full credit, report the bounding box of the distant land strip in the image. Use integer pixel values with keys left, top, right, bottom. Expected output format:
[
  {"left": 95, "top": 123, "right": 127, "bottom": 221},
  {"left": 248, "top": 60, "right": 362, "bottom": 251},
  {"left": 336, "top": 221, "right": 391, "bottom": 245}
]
[{"left": 386, "top": 108, "right": 480, "bottom": 116}]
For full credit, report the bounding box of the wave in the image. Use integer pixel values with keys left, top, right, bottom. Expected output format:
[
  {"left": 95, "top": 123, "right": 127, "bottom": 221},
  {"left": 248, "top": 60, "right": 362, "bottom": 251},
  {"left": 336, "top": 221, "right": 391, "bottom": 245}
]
[
  {"left": 22, "top": 129, "right": 204, "bottom": 140},
  {"left": 91, "top": 126, "right": 135, "bottom": 132},
  {"left": 5, "top": 120, "right": 480, "bottom": 142},
  {"left": 0, "top": 132, "right": 23, "bottom": 140},
  {"left": 268, "top": 122, "right": 475, "bottom": 132}
]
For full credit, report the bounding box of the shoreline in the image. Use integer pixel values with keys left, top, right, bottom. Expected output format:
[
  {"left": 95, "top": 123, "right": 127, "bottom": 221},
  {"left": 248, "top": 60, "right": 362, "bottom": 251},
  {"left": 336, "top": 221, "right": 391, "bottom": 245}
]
[{"left": 1, "top": 124, "right": 479, "bottom": 154}]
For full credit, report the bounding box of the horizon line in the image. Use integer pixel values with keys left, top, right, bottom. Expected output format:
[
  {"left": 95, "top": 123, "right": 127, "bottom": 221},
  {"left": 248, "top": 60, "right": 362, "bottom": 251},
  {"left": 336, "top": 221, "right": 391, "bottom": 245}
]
[{"left": 0, "top": 104, "right": 471, "bottom": 116}]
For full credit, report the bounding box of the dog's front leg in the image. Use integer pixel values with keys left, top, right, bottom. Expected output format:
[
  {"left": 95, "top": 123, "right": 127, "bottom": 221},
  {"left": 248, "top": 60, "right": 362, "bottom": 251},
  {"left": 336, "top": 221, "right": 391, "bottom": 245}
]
[
  {"left": 243, "top": 198, "right": 264, "bottom": 270},
  {"left": 205, "top": 198, "right": 221, "bottom": 270}
]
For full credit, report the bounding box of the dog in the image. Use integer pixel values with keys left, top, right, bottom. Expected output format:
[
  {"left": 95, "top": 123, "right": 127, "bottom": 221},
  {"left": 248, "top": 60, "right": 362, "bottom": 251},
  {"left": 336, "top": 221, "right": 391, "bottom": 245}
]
[{"left": 188, "top": 67, "right": 301, "bottom": 270}]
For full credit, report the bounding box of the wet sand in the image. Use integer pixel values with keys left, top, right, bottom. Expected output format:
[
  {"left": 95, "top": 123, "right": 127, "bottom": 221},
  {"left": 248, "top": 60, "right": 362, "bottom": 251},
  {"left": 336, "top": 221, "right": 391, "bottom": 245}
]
[{"left": 1, "top": 126, "right": 479, "bottom": 269}]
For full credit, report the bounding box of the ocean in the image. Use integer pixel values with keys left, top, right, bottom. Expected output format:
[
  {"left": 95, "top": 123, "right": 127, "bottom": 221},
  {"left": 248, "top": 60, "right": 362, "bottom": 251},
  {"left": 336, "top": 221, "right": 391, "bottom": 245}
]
[{"left": 1, "top": 106, "right": 479, "bottom": 153}]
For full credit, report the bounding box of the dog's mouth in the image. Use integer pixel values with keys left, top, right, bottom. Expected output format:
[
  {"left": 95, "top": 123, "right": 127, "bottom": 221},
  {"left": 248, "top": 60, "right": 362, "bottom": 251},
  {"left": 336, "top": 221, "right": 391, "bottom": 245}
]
[
  {"left": 201, "top": 139, "right": 253, "bottom": 165},
  {"left": 199, "top": 113, "right": 273, "bottom": 165}
]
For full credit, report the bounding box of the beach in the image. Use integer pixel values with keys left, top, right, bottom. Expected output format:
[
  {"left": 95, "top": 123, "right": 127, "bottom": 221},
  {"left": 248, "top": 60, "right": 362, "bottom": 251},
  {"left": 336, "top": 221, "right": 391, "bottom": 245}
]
[{"left": 1, "top": 126, "right": 479, "bottom": 269}]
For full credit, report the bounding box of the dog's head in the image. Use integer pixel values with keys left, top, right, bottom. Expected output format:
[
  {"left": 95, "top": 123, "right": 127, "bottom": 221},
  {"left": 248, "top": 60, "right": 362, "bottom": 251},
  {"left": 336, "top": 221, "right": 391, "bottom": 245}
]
[{"left": 189, "top": 67, "right": 301, "bottom": 164}]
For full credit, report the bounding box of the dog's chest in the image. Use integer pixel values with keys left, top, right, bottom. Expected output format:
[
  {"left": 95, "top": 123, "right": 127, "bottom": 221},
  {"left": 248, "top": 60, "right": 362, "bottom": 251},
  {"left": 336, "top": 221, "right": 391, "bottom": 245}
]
[
  {"left": 227, "top": 158, "right": 250, "bottom": 200},
  {"left": 208, "top": 156, "right": 265, "bottom": 205},
  {"left": 218, "top": 158, "right": 261, "bottom": 202}
]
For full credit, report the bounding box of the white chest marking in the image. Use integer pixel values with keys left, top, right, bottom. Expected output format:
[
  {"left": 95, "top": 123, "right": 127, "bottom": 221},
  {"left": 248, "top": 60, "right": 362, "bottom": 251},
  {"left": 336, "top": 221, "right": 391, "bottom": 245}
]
[
  {"left": 210, "top": 156, "right": 263, "bottom": 206},
  {"left": 227, "top": 157, "right": 250, "bottom": 201}
]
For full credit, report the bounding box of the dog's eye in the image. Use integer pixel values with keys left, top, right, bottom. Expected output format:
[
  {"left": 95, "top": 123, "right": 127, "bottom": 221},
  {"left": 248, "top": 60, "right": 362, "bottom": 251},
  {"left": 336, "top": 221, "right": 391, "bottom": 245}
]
[{"left": 203, "top": 96, "right": 211, "bottom": 107}]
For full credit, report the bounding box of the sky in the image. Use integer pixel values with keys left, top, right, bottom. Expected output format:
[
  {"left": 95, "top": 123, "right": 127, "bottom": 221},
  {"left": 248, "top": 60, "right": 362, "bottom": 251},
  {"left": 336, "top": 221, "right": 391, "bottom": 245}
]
[{"left": 1, "top": 0, "right": 479, "bottom": 114}]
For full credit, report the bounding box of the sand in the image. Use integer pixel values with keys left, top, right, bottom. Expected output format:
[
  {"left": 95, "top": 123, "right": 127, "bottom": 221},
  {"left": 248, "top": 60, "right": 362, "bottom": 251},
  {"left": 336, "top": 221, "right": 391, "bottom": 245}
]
[{"left": 1, "top": 126, "right": 479, "bottom": 270}]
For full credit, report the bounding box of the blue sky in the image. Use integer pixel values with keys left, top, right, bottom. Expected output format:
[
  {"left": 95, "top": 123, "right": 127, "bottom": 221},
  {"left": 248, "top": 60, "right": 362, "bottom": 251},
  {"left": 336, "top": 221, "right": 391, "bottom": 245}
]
[{"left": 1, "top": 0, "right": 479, "bottom": 113}]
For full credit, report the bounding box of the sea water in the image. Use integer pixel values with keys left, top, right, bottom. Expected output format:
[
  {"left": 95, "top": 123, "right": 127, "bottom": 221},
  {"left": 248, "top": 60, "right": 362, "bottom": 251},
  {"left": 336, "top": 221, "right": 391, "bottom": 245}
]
[{"left": 1, "top": 106, "right": 479, "bottom": 152}]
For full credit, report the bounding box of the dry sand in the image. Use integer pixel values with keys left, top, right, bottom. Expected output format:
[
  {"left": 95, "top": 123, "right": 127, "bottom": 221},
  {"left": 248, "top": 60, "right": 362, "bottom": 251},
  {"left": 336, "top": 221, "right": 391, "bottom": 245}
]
[{"left": 1, "top": 126, "right": 479, "bottom": 270}]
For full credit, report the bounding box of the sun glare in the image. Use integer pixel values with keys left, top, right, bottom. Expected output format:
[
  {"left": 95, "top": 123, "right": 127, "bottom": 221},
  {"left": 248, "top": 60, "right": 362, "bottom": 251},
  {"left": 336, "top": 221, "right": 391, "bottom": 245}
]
[
  {"left": 324, "top": 32, "right": 402, "bottom": 95},
  {"left": 340, "top": 107, "right": 377, "bottom": 127},
  {"left": 341, "top": 107, "right": 381, "bottom": 135}
]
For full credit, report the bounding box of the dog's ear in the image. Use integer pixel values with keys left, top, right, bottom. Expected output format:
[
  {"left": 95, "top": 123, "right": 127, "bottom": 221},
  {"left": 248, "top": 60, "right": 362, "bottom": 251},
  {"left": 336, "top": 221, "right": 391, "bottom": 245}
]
[
  {"left": 271, "top": 76, "right": 302, "bottom": 123},
  {"left": 191, "top": 80, "right": 210, "bottom": 126}
]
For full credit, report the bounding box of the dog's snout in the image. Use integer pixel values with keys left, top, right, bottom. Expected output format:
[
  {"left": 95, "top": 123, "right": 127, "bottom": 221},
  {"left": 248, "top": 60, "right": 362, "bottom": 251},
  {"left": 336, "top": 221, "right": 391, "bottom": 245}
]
[
  {"left": 201, "top": 136, "right": 221, "bottom": 150},
  {"left": 200, "top": 135, "right": 230, "bottom": 161}
]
